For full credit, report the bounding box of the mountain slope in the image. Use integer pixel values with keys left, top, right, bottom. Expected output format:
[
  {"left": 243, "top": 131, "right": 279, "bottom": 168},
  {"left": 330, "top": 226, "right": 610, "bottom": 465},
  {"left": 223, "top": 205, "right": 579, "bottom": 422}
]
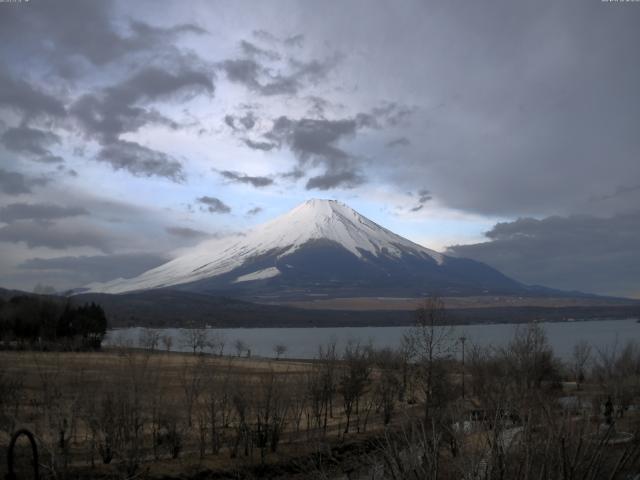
[{"left": 83, "top": 199, "right": 525, "bottom": 297}]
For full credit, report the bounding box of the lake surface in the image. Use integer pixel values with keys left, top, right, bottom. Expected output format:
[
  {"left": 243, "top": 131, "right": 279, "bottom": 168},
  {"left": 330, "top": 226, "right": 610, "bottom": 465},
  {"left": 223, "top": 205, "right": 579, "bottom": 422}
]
[{"left": 105, "top": 319, "right": 639, "bottom": 360}]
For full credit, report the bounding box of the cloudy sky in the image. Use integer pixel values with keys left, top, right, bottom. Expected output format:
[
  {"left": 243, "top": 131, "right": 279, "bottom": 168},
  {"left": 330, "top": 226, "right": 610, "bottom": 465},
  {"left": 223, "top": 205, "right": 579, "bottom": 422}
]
[{"left": 1, "top": 0, "right": 639, "bottom": 297}]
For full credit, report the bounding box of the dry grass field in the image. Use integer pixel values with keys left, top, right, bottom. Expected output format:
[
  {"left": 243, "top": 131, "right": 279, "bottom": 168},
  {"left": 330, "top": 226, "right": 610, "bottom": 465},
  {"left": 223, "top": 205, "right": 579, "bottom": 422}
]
[
  {"left": 0, "top": 346, "right": 418, "bottom": 479},
  {"left": 273, "top": 295, "right": 637, "bottom": 311}
]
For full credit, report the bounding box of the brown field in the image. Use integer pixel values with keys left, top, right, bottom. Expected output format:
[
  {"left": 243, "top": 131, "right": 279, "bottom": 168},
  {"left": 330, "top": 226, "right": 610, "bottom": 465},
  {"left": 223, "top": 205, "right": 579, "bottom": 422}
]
[
  {"left": 0, "top": 347, "right": 420, "bottom": 479},
  {"left": 270, "top": 295, "right": 636, "bottom": 311}
]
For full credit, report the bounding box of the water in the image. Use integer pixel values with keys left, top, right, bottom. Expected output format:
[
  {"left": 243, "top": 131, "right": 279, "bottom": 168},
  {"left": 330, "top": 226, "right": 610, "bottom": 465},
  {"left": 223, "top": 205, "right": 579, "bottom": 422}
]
[{"left": 105, "top": 319, "right": 639, "bottom": 360}]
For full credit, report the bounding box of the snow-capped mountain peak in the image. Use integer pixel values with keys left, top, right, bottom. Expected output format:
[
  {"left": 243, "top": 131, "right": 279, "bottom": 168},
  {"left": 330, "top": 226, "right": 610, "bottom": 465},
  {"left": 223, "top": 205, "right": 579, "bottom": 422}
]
[
  {"left": 252, "top": 198, "right": 443, "bottom": 262},
  {"left": 83, "top": 199, "right": 519, "bottom": 296}
]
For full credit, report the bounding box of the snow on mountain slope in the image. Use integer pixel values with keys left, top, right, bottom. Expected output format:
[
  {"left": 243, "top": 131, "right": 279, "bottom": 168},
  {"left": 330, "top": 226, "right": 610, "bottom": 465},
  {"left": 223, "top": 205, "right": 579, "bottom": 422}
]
[
  {"left": 233, "top": 267, "right": 281, "bottom": 283},
  {"left": 84, "top": 199, "right": 445, "bottom": 294}
]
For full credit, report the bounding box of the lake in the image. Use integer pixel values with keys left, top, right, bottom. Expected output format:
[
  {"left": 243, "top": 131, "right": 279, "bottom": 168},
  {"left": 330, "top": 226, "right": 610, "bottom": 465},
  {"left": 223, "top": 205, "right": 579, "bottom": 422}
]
[{"left": 105, "top": 318, "right": 639, "bottom": 360}]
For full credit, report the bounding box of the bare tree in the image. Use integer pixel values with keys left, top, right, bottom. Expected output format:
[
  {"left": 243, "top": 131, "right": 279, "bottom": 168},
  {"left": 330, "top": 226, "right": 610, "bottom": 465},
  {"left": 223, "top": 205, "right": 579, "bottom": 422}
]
[
  {"left": 571, "top": 340, "right": 592, "bottom": 390},
  {"left": 502, "top": 322, "right": 559, "bottom": 405},
  {"left": 305, "top": 366, "right": 327, "bottom": 437},
  {"left": 273, "top": 344, "right": 287, "bottom": 360},
  {"left": 138, "top": 327, "right": 160, "bottom": 351},
  {"left": 207, "top": 331, "right": 226, "bottom": 356},
  {"left": 318, "top": 340, "right": 338, "bottom": 431},
  {"left": 156, "top": 407, "right": 184, "bottom": 459},
  {"left": 230, "top": 377, "right": 251, "bottom": 458},
  {"left": 373, "top": 355, "right": 402, "bottom": 425},
  {"left": 29, "top": 352, "right": 90, "bottom": 477},
  {"left": 118, "top": 351, "right": 152, "bottom": 477},
  {"left": 397, "top": 336, "right": 414, "bottom": 402},
  {"left": 252, "top": 370, "right": 290, "bottom": 463},
  {"left": 201, "top": 363, "right": 234, "bottom": 455},
  {"left": 287, "top": 374, "right": 307, "bottom": 438},
  {"left": 339, "top": 341, "right": 372, "bottom": 434},
  {"left": 406, "top": 296, "right": 455, "bottom": 423},
  {"left": 592, "top": 339, "right": 640, "bottom": 419},
  {"left": 234, "top": 339, "right": 247, "bottom": 357},
  {"left": 180, "top": 356, "right": 206, "bottom": 428},
  {"left": 161, "top": 334, "right": 173, "bottom": 353},
  {"left": 180, "top": 327, "right": 209, "bottom": 354}
]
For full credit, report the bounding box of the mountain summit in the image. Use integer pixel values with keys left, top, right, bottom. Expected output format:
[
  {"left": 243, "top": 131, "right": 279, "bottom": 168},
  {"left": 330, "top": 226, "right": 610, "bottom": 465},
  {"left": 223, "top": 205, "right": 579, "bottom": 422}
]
[{"left": 84, "top": 199, "right": 524, "bottom": 297}]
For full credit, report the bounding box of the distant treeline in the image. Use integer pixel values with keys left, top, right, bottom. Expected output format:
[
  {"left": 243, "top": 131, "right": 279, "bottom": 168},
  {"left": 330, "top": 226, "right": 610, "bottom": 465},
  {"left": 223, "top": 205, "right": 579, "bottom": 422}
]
[{"left": 0, "top": 295, "right": 107, "bottom": 350}]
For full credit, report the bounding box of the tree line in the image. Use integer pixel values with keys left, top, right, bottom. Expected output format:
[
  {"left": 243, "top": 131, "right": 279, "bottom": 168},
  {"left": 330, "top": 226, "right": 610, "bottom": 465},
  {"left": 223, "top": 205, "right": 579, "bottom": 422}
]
[{"left": 0, "top": 295, "right": 107, "bottom": 350}]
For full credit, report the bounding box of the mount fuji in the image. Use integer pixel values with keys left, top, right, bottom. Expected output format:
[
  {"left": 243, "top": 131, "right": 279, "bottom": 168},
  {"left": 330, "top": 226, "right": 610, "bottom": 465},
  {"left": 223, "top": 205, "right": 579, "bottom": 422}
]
[{"left": 83, "top": 199, "right": 527, "bottom": 298}]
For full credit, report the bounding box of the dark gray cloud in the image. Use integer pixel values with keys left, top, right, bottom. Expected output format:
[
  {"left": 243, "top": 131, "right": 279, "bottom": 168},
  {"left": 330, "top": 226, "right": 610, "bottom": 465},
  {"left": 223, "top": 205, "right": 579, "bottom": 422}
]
[
  {"left": 0, "top": 221, "right": 114, "bottom": 252},
  {"left": 0, "top": 72, "right": 66, "bottom": 119},
  {"left": 344, "top": 104, "right": 415, "bottom": 131},
  {"left": 238, "top": 112, "right": 256, "bottom": 129},
  {"left": 280, "top": 168, "right": 305, "bottom": 180},
  {"left": 386, "top": 137, "right": 410, "bottom": 148},
  {"left": 244, "top": 139, "right": 276, "bottom": 151},
  {"left": 107, "top": 66, "right": 214, "bottom": 108},
  {"left": 306, "top": 96, "right": 332, "bottom": 117},
  {"left": 447, "top": 212, "right": 640, "bottom": 297},
  {"left": 263, "top": 56, "right": 339, "bottom": 96},
  {"left": 0, "top": 203, "right": 88, "bottom": 223},
  {"left": 284, "top": 34, "right": 305, "bottom": 48},
  {"left": 267, "top": 117, "right": 356, "bottom": 163},
  {"left": 71, "top": 66, "right": 214, "bottom": 143},
  {"left": 65, "top": 62, "right": 214, "bottom": 182},
  {"left": 225, "top": 112, "right": 256, "bottom": 131},
  {"left": 218, "top": 170, "right": 273, "bottom": 187},
  {"left": 370, "top": 102, "right": 416, "bottom": 127},
  {"left": 306, "top": 171, "right": 364, "bottom": 190},
  {"left": 221, "top": 59, "right": 262, "bottom": 90},
  {"left": 418, "top": 189, "right": 432, "bottom": 203},
  {"left": 196, "top": 196, "right": 231, "bottom": 214},
  {"left": 410, "top": 188, "right": 433, "bottom": 212},
  {"left": 165, "top": 226, "right": 209, "bottom": 239},
  {"left": 252, "top": 30, "right": 279, "bottom": 43},
  {"left": 252, "top": 30, "right": 305, "bottom": 48},
  {"left": 224, "top": 115, "right": 235, "bottom": 129},
  {"left": 1, "top": 126, "right": 63, "bottom": 163},
  {"left": 18, "top": 253, "right": 169, "bottom": 286},
  {"left": 265, "top": 116, "right": 366, "bottom": 189},
  {"left": 591, "top": 184, "right": 640, "bottom": 203},
  {"left": 409, "top": 190, "right": 432, "bottom": 211},
  {"left": 246, "top": 206, "right": 263, "bottom": 216},
  {"left": 220, "top": 52, "right": 338, "bottom": 96},
  {"left": 128, "top": 21, "right": 207, "bottom": 45},
  {"left": 96, "top": 140, "right": 185, "bottom": 182},
  {"left": 0, "top": 169, "right": 48, "bottom": 195},
  {"left": 0, "top": 0, "right": 206, "bottom": 68},
  {"left": 338, "top": 1, "right": 640, "bottom": 218},
  {"left": 240, "top": 40, "right": 281, "bottom": 61},
  {"left": 31, "top": 154, "right": 65, "bottom": 165}
]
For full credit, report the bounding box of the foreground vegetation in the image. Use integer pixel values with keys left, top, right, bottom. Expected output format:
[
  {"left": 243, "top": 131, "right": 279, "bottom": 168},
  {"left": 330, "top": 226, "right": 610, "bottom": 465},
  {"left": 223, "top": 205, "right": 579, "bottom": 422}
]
[{"left": 1, "top": 298, "right": 640, "bottom": 479}]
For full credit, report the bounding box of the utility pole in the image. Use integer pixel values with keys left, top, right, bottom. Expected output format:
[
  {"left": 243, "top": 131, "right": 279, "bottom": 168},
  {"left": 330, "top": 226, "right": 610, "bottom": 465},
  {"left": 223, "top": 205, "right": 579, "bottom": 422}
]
[{"left": 459, "top": 335, "right": 467, "bottom": 400}]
